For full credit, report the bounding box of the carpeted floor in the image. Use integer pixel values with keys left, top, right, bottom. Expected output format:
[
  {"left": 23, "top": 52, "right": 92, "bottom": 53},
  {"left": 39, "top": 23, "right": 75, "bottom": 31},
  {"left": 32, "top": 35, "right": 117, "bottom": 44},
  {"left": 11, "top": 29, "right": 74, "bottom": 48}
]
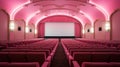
[{"left": 50, "top": 41, "right": 70, "bottom": 67}]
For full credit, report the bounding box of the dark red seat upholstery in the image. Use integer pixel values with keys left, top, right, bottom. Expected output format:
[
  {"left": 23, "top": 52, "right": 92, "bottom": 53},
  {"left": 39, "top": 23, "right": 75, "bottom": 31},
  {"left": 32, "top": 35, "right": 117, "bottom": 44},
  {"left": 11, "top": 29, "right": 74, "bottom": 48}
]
[{"left": 0, "top": 62, "right": 40, "bottom": 67}]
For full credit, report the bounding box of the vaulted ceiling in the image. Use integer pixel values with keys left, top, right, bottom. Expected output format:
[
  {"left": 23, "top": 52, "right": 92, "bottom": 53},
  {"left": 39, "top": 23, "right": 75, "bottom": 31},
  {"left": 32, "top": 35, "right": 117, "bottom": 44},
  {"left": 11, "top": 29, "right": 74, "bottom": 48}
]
[{"left": 0, "top": 0, "right": 120, "bottom": 27}]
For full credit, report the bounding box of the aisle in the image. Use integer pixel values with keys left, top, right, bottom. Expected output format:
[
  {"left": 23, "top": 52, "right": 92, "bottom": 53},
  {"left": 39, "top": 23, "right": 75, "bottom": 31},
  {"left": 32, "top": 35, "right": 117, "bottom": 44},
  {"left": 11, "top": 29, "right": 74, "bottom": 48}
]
[{"left": 50, "top": 40, "right": 70, "bottom": 67}]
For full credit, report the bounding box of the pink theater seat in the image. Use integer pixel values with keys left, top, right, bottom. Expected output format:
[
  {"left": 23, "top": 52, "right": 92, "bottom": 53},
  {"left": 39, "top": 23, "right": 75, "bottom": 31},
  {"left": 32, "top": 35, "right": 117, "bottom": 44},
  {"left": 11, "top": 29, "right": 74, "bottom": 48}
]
[
  {"left": 72, "top": 61, "right": 80, "bottom": 67},
  {"left": 2, "top": 49, "right": 50, "bottom": 57},
  {"left": 82, "top": 62, "right": 112, "bottom": 67},
  {"left": 0, "top": 62, "right": 40, "bottom": 67},
  {"left": 46, "top": 56, "right": 52, "bottom": 62},
  {"left": 73, "top": 52, "right": 91, "bottom": 65},
  {"left": 68, "top": 55, "right": 74, "bottom": 67},
  {"left": 30, "top": 49, "right": 50, "bottom": 57},
  {"left": 91, "top": 52, "right": 110, "bottom": 62},
  {"left": 110, "top": 52, "right": 120, "bottom": 62},
  {"left": 0, "top": 52, "right": 9, "bottom": 62},
  {"left": 70, "top": 48, "right": 117, "bottom": 56},
  {"left": 111, "top": 62, "right": 120, "bottom": 67},
  {"left": 41, "top": 61, "right": 49, "bottom": 67},
  {"left": 2, "top": 48, "right": 32, "bottom": 52},
  {"left": 26, "top": 52, "right": 46, "bottom": 66},
  {"left": 8, "top": 52, "right": 26, "bottom": 62},
  {"left": 0, "top": 44, "right": 6, "bottom": 49}
]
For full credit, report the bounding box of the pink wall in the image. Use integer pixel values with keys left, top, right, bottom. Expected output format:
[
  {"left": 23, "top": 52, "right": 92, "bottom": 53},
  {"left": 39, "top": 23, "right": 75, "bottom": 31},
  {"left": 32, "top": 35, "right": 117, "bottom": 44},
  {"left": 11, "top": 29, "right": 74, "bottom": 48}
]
[
  {"left": 37, "top": 15, "right": 82, "bottom": 38},
  {"left": 38, "top": 23, "right": 45, "bottom": 38},
  {"left": 9, "top": 20, "right": 35, "bottom": 41},
  {"left": 9, "top": 20, "right": 25, "bottom": 41},
  {"left": 111, "top": 10, "right": 120, "bottom": 41},
  {"left": 94, "top": 20, "right": 110, "bottom": 40},
  {"left": 0, "top": 9, "right": 9, "bottom": 42},
  {"left": 84, "top": 24, "right": 94, "bottom": 39},
  {"left": 75, "top": 23, "right": 82, "bottom": 38},
  {"left": 26, "top": 23, "right": 35, "bottom": 39}
]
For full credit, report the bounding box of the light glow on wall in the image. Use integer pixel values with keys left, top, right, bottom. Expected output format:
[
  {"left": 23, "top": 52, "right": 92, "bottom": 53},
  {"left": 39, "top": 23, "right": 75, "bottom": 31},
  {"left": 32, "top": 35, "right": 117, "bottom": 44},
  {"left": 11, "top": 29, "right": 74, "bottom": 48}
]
[
  {"left": 90, "top": 27, "right": 94, "bottom": 33},
  {"left": 10, "top": 1, "right": 30, "bottom": 20},
  {"left": 26, "top": 26, "right": 29, "bottom": 33},
  {"left": 82, "top": 29, "right": 85, "bottom": 34},
  {"left": 89, "top": 0, "right": 109, "bottom": 20},
  {"left": 105, "top": 21, "right": 110, "bottom": 31},
  {"left": 35, "top": 29, "right": 38, "bottom": 34},
  {"left": 9, "top": 21, "right": 15, "bottom": 31}
]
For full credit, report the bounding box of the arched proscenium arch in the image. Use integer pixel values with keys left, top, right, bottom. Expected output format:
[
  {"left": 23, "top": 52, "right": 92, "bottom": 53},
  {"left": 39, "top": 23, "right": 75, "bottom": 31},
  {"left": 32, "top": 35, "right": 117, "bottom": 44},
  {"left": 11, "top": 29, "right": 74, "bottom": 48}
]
[
  {"left": 37, "top": 15, "right": 82, "bottom": 38},
  {"left": 35, "top": 14, "right": 85, "bottom": 29}
]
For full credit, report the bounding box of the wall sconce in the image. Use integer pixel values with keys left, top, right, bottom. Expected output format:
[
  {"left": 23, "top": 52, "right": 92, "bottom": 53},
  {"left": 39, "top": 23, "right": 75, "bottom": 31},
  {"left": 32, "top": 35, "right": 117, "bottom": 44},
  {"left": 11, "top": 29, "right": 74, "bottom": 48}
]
[
  {"left": 105, "top": 21, "right": 110, "bottom": 31},
  {"left": 9, "top": 21, "right": 15, "bottom": 31},
  {"left": 82, "top": 29, "right": 85, "bottom": 34},
  {"left": 90, "top": 27, "right": 94, "bottom": 33},
  {"left": 35, "top": 29, "right": 37, "bottom": 34},
  {"left": 26, "top": 26, "right": 29, "bottom": 33}
]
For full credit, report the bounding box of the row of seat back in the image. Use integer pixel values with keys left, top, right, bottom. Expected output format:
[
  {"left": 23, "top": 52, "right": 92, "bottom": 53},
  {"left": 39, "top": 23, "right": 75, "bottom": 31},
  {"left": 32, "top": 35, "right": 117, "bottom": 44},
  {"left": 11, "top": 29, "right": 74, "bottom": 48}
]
[
  {"left": 0, "top": 41, "right": 8, "bottom": 49},
  {"left": 73, "top": 52, "right": 120, "bottom": 65},
  {"left": 76, "top": 38, "right": 120, "bottom": 48},
  {"left": 1, "top": 39, "right": 59, "bottom": 55},
  {"left": 0, "top": 52, "right": 46, "bottom": 66},
  {"left": 0, "top": 45, "right": 6, "bottom": 49},
  {"left": 69, "top": 48, "right": 118, "bottom": 56},
  {"left": 6, "top": 39, "right": 58, "bottom": 52},
  {"left": 62, "top": 38, "right": 120, "bottom": 50},
  {"left": 61, "top": 39, "right": 111, "bottom": 50},
  {"left": 0, "top": 62, "right": 40, "bottom": 67},
  {"left": 0, "top": 39, "right": 59, "bottom": 67},
  {"left": 82, "top": 62, "right": 120, "bottom": 67},
  {"left": 7, "top": 39, "right": 43, "bottom": 47},
  {"left": 61, "top": 39, "right": 120, "bottom": 67},
  {"left": 1, "top": 48, "right": 50, "bottom": 57}
]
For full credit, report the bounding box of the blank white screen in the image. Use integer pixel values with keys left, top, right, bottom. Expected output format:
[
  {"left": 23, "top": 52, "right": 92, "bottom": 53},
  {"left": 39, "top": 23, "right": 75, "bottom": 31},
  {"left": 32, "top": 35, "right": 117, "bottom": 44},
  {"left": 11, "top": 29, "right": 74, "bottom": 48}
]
[{"left": 45, "top": 22, "right": 74, "bottom": 36}]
